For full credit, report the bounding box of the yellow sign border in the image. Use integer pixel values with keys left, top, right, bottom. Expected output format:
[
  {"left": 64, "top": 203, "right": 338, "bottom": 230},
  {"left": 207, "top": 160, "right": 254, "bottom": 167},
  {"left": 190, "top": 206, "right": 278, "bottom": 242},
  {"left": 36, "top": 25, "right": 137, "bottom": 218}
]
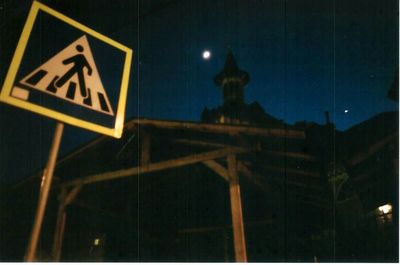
[{"left": 0, "top": 1, "right": 133, "bottom": 138}]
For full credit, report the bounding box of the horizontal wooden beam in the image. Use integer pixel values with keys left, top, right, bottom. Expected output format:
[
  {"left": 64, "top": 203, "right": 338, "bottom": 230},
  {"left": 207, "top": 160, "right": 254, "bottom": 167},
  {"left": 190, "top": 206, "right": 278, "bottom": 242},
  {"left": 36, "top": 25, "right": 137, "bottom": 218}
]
[
  {"left": 61, "top": 147, "right": 249, "bottom": 188},
  {"left": 173, "top": 140, "right": 314, "bottom": 162},
  {"left": 173, "top": 139, "right": 234, "bottom": 149},
  {"left": 263, "top": 150, "right": 315, "bottom": 161},
  {"left": 126, "top": 118, "right": 305, "bottom": 139}
]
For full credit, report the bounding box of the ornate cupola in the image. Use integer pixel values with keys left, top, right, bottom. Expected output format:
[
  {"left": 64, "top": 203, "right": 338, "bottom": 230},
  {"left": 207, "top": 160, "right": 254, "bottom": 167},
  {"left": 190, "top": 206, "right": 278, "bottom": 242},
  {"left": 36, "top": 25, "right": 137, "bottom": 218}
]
[
  {"left": 214, "top": 50, "right": 250, "bottom": 106},
  {"left": 201, "top": 50, "right": 284, "bottom": 127}
]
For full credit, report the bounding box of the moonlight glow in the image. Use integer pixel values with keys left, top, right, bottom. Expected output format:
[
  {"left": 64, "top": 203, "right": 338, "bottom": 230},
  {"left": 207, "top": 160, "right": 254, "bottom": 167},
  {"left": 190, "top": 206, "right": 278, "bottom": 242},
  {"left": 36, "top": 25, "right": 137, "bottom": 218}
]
[{"left": 202, "top": 50, "right": 211, "bottom": 60}]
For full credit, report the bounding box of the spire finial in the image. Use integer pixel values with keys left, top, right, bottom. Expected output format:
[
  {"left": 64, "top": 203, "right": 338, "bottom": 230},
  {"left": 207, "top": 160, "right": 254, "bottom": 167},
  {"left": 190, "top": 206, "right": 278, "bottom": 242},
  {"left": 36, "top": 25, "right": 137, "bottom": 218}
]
[{"left": 214, "top": 49, "right": 249, "bottom": 87}]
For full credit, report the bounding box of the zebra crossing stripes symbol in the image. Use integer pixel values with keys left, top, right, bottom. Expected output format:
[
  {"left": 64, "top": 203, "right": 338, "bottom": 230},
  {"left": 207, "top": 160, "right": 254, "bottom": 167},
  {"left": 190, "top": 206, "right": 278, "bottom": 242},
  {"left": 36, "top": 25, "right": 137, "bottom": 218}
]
[{"left": 11, "top": 35, "right": 114, "bottom": 116}]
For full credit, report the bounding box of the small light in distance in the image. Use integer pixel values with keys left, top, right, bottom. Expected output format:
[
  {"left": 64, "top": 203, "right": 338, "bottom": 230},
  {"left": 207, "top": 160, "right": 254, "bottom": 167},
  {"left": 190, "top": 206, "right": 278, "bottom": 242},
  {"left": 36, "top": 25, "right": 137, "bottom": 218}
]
[
  {"left": 202, "top": 50, "right": 211, "bottom": 60},
  {"left": 94, "top": 238, "right": 100, "bottom": 246},
  {"left": 344, "top": 109, "right": 349, "bottom": 114}
]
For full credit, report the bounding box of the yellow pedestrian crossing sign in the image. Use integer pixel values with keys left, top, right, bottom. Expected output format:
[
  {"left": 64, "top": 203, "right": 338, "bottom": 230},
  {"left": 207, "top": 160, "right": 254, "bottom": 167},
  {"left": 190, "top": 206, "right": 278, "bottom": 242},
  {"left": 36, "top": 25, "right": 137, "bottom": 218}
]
[
  {"left": 0, "top": 1, "right": 132, "bottom": 138},
  {"left": 15, "top": 35, "right": 115, "bottom": 116}
]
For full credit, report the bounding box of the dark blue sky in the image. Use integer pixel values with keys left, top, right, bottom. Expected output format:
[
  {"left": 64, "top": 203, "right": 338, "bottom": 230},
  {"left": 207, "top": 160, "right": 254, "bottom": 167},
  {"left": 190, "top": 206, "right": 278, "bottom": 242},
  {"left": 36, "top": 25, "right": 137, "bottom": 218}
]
[
  {"left": 0, "top": 0, "right": 398, "bottom": 182},
  {"left": 137, "top": 0, "right": 398, "bottom": 129}
]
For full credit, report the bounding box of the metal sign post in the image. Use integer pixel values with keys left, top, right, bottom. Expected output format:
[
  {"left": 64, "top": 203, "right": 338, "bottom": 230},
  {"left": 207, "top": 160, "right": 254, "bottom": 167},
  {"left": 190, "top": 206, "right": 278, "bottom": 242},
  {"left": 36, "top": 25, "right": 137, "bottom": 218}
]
[{"left": 25, "top": 122, "right": 64, "bottom": 262}]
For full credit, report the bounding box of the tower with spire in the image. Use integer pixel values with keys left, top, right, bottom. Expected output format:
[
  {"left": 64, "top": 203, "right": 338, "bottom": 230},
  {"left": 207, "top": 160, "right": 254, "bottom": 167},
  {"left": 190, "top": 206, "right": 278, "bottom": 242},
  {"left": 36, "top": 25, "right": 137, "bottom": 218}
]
[
  {"left": 214, "top": 49, "right": 249, "bottom": 106},
  {"left": 201, "top": 50, "right": 284, "bottom": 127}
]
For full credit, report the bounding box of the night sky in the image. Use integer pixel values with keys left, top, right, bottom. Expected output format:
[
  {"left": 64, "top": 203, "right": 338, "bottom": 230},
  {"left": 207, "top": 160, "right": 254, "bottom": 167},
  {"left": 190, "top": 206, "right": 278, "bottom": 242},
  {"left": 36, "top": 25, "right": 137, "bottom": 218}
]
[{"left": 0, "top": 0, "right": 398, "bottom": 182}]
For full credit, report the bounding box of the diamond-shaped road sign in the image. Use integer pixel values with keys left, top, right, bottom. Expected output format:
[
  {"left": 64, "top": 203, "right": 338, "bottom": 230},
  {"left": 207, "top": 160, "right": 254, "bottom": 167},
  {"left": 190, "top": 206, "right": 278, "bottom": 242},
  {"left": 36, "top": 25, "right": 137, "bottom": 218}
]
[{"left": 1, "top": 1, "right": 133, "bottom": 138}]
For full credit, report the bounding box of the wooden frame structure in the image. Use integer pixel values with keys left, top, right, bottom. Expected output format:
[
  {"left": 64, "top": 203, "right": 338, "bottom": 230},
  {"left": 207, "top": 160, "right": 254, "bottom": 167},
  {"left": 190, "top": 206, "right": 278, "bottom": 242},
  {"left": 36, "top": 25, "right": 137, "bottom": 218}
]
[{"left": 49, "top": 118, "right": 308, "bottom": 262}]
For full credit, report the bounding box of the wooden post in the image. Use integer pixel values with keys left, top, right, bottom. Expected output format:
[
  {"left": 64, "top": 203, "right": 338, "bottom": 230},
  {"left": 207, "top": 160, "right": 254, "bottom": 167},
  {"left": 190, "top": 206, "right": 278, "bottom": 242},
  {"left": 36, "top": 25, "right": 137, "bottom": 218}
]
[
  {"left": 52, "top": 189, "right": 67, "bottom": 262},
  {"left": 25, "top": 122, "right": 64, "bottom": 262},
  {"left": 52, "top": 185, "right": 82, "bottom": 261},
  {"left": 227, "top": 155, "right": 247, "bottom": 262},
  {"left": 52, "top": 205, "right": 67, "bottom": 261}
]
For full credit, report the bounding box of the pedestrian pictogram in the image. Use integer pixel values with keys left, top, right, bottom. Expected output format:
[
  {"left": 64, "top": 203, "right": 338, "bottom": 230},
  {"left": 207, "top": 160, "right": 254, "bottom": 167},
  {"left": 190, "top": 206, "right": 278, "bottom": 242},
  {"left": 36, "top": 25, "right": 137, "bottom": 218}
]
[
  {"left": 55, "top": 44, "right": 92, "bottom": 99},
  {"left": 0, "top": 1, "right": 133, "bottom": 138},
  {"left": 13, "top": 35, "right": 114, "bottom": 116}
]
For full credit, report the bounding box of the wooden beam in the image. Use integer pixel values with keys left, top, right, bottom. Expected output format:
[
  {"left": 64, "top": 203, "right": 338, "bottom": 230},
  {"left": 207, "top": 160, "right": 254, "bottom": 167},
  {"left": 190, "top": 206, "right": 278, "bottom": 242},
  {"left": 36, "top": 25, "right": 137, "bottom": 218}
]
[
  {"left": 172, "top": 140, "right": 314, "bottom": 162},
  {"left": 263, "top": 150, "right": 315, "bottom": 161},
  {"left": 52, "top": 206, "right": 66, "bottom": 261},
  {"left": 52, "top": 185, "right": 82, "bottom": 261},
  {"left": 173, "top": 138, "right": 234, "bottom": 149},
  {"left": 61, "top": 147, "right": 250, "bottom": 188},
  {"left": 227, "top": 155, "right": 248, "bottom": 262},
  {"left": 64, "top": 185, "right": 82, "bottom": 206},
  {"left": 52, "top": 189, "right": 67, "bottom": 262},
  {"left": 347, "top": 133, "right": 396, "bottom": 166},
  {"left": 20, "top": 119, "right": 304, "bottom": 195},
  {"left": 237, "top": 162, "right": 322, "bottom": 190},
  {"left": 202, "top": 160, "right": 229, "bottom": 181},
  {"left": 126, "top": 118, "right": 305, "bottom": 139}
]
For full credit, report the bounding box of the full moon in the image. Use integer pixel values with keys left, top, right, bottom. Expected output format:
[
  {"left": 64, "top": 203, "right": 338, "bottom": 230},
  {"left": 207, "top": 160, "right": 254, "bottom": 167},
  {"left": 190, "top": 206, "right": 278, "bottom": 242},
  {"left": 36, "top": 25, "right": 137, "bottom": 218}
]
[{"left": 202, "top": 50, "right": 211, "bottom": 60}]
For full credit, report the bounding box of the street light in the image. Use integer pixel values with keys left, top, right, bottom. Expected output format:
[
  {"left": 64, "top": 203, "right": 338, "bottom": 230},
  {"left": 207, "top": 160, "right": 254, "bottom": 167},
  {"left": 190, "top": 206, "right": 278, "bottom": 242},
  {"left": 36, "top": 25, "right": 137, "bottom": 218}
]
[{"left": 378, "top": 204, "right": 392, "bottom": 214}]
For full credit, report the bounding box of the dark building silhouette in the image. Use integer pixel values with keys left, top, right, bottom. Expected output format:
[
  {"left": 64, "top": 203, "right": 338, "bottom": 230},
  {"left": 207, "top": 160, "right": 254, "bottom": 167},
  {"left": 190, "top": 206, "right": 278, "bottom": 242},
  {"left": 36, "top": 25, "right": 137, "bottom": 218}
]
[{"left": 202, "top": 50, "right": 284, "bottom": 127}]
